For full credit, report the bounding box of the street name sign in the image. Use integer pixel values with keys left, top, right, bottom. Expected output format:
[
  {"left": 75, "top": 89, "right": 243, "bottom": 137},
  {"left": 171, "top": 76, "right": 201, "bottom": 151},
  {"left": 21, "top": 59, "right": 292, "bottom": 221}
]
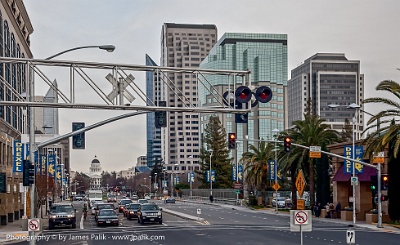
[{"left": 309, "top": 146, "right": 322, "bottom": 158}]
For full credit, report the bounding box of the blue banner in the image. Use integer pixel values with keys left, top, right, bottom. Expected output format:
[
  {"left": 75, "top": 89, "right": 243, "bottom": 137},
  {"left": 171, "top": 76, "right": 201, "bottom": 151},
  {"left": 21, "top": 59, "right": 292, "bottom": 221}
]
[
  {"left": 48, "top": 155, "right": 56, "bottom": 178},
  {"left": 238, "top": 165, "right": 243, "bottom": 182},
  {"left": 187, "top": 172, "right": 195, "bottom": 183},
  {"left": 56, "top": 165, "right": 62, "bottom": 184},
  {"left": 13, "top": 140, "right": 24, "bottom": 172},
  {"left": 25, "top": 143, "right": 29, "bottom": 159},
  {"left": 206, "top": 170, "right": 210, "bottom": 183},
  {"left": 344, "top": 145, "right": 364, "bottom": 174},
  {"left": 232, "top": 165, "right": 237, "bottom": 181},
  {"left": 162, "top": 180, "right": 168, "bottom": 188},
  {"left": 40, "top": 155, "right": 47, "bottom": 176},
  {"left": 211, "top": 170, "right": 216, "bottom": 183},
  {"left": 268, "top": 160, "right": 276, "bottom": 180},
  {"left": 176, "top": 176, "right": 180, "bottom": 184}
]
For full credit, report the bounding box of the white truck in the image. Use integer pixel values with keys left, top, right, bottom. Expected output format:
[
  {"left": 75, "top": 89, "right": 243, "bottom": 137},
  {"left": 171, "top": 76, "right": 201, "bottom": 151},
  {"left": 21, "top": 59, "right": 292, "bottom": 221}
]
[{"left": 87, "top": 190, "right": 103, "bottom": 208}]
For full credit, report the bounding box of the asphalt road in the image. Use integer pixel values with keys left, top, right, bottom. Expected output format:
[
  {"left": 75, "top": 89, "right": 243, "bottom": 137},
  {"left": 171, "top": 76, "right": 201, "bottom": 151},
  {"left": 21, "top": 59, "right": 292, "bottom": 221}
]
[{"left": 12, "top": 199, "right": 400, "bottom": 245}]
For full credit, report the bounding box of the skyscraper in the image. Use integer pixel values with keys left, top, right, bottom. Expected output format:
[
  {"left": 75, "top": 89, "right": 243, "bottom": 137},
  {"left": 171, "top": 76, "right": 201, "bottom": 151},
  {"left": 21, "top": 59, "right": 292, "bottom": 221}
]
[
  {"left": 199, "top": 33, "right": 288, "bottom": 159},
  {"left": 160, "top": 23, "right": 217, "bottom": 173},
  {"left": 287, "top": 53, "right": 364, "bottom": 139}
]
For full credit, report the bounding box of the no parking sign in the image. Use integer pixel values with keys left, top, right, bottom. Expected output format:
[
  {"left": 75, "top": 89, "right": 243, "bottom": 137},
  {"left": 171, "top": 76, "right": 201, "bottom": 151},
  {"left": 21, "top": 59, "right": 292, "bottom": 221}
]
[{"left": 28, "top": 218, "right": 41, "bottom": 231}]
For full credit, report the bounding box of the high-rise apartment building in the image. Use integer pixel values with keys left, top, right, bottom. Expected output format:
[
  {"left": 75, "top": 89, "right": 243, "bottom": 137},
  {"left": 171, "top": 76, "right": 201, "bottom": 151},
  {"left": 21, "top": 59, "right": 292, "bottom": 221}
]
[
  {"left": 287, "top": 53, "right": 364, "bottom": 139},
  {"left": 160, "top": 23, "right": 217, "bottom": 173},
  {"left": 199, "top": 33, "right": 288, "bottom": 159}
]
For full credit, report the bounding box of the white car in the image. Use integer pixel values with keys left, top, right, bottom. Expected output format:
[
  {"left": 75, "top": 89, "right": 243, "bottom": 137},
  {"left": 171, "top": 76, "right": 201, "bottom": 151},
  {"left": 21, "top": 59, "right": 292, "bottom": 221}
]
[
  {"left": 144, "top": 195, "right": 151, "bottom": 200},
  {"left": 271, "top": 197, "right": 286, "bottom": 208}
]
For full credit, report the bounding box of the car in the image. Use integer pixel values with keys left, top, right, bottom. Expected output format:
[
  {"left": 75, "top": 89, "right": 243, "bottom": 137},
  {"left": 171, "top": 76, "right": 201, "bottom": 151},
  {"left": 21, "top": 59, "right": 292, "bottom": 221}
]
[
  {"left": 137, "top": 203, "right": 162, "bottom": 225},
  {"left": 91, "top": 201, "right": 103, "bottom": 215},
  {"left": 118, "top": 199, "right": 132, "bottom": 213},
  {"left": 164, "top": 197, "right": 175, "bottom": 203},
  {"left": 144, "top": 195, "right": 151, "bottom": 200},
  {"left": 95, "top": 203, "right": 115, "bottom": 221},
  {"left": 271, "top": 197, "right": 287, "bottom": 208},
  {"left": 124, "top": 203, "right": 141, "bottom": 220},
  {"left": 48, "top": 203, "right": 76, "bottom": 230},
  {"left": 74, "top": 195, "right": 85, "bottom": 201},
  {"left": 107, "top": 194, "right": 117, "bottom": 202},
  {"left": 138, "top": 199, "right": 149, "bottom": 205},
  {"left": 131, "top": 195, "right": 139, "bottom": 201},
  {"left": 96, "top": 209, "right": 119, "bottom": 226}
]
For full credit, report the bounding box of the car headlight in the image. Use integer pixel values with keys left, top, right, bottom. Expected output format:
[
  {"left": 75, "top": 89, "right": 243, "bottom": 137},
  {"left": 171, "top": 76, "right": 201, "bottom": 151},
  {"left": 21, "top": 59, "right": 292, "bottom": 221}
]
[
  {"left": 158, "top": 212, "right": 162, "bottom": 216},
  {"left": 49, "top": 215, "right": 57, "bottom": 219},
  {"left": 67, "top": 214, "right": 74, "bottom": 218},
  {"left": 142, "top": 213, "right": 147, "bottom": 216},
  {"left": 130, "top": 211, "right": 134, "bottom": 214}
]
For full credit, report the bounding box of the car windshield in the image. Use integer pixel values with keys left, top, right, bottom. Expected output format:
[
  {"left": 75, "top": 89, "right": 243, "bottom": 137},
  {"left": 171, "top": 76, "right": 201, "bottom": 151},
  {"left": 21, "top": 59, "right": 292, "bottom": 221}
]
[
  {"left": 120, "top": 200, "right": 132, "bottom": 205},
  {"left": 51, "top": 205, "right": 74, "bottom": 213},
  {"left": 142, "top": 205, "right": 159, "bottom": 211},
  {"left": 129, "top": 204, "right": 141, "bottom": 209},
  {"left": 138, "top": 199, "right": 148, "bottom": 204},
  {"left": 108, "top": 195, "right": 115, "bottom": 198},
  {"left": 99, "top": 210, "right": 116, "bottom": 216},
  {"left": 277, "top": 198, "right": 285, "bottom": 201},
  {"left": 98, "top": 204, "right": 114, "bottom": 209}
]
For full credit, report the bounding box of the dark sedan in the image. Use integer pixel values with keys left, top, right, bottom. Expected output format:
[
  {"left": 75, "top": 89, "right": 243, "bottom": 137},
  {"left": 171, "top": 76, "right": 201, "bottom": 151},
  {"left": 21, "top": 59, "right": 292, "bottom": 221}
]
[
  {"left": 96, "top": 209, "right": 119, "bottom": 226},
  {"left": 95, "top": 203, "right": 115, "bottom": 221},
  {"left": 165, "top": 197, "right": 176, "bottom": 203},
  {"left": 118, "top": 199, "right": 132, "bottom": 213},
  {"left": 125, "top": 203, "right": 141, "bottom": 220}
]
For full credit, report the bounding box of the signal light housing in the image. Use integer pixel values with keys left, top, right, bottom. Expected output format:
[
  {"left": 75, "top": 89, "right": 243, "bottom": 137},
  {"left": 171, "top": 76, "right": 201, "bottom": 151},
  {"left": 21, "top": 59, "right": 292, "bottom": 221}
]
[
  {"left": 235, "top": 86, "right": 252, "bottom": 103},
  {"left": 228, "top": 133, "right": 236, "bottom": 149},
  {"left": 381, "top": 174, "right": 389, "bottom": 190},
  {"left": 381, "top": 195, "right": 389, "bottom": 201},
  {"left": 255, "top": 86, "right": 273, "bottom": 103},
  {"left": 284, "top": 136, "right": 292, "bottom": 152}
]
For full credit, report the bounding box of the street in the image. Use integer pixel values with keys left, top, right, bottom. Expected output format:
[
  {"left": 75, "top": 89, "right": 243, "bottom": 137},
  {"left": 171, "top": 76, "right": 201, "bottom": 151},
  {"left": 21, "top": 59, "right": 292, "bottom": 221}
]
[{"left": 11, "top": 200, "right": 400, "bottom": 245}]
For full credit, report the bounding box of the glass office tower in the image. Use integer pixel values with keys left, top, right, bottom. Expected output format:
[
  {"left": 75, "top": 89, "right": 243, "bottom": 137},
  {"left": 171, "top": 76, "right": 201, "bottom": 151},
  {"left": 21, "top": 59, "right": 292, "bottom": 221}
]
[{"left": 199, "top": 33, "right": 288, "bottom": 158}]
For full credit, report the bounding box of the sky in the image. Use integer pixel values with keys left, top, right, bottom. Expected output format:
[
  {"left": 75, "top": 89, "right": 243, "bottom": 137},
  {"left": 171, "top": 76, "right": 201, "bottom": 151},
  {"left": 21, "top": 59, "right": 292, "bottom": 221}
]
[{"left": 23, "top": 0, "right": 400, "bottom": 173}]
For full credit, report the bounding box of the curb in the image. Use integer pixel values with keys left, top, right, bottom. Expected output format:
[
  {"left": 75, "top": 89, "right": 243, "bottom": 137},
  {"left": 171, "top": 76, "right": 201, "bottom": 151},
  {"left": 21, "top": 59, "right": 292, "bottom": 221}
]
[{"left": 162, "top": 208, "right": 205, "bottom": 223}]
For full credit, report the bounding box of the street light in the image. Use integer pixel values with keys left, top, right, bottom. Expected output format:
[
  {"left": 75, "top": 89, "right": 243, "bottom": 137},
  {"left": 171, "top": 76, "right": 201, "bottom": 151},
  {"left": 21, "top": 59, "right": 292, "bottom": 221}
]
[
  {"left": 272, "top": 128, "right": 280, "bottom": 213},
  {"left": 45, "top": 45, "right": 116, "bottom": 60},
  {"left": 209, "top": 149, "right": 213, "bottom": 202}
]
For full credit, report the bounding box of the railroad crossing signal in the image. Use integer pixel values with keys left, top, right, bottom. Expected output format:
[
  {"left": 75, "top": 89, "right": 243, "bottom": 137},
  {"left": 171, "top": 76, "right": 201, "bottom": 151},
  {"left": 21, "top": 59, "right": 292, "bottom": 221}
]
[{"left": 106, "top": 73, "right": 135, "bottom": 103}]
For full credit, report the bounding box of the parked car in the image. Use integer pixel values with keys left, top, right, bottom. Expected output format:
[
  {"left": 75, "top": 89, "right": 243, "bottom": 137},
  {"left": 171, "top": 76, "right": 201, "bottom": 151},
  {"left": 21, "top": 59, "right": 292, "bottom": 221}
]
[
  {"left": 164, "top": 197, "right": 175, "bottom": 203},
  {"left": 118, "top": 199, "right": 132, "bottom": 213},
  {"left": 137, "top": 203, "right": 162, "bottom": 224},
  {"left": 138, "top": 199, "right": 149, "bottom": 205},
  {"left": 107, "top": 194, "right": 117, "bottom": 202},
  {"left": 48, "top": 203, "right": 76, "bottom": 230},
  {"left": 271, "top": 197, "right": 287, "bottom": 208},
  {"left": 124, "top": 203, "right": 141, "bottom": 220},
  {"left": 95, "top": 203, "right": 115, "bottom": 221},
  {"left": 96, "top": 209, "right": 119, "bottom": 226}
]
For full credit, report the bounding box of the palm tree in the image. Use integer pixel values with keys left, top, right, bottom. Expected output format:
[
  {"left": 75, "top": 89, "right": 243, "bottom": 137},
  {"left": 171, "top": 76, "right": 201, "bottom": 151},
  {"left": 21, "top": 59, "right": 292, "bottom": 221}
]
[
  {"left": 241, "top": 140, "right": 275, "bottom": 206},
  {"left": 362, "top": 79, "right": 400, "bottom": 221},
  {"left": 289, "top": 114, "right": 340, "bottom": 208}
]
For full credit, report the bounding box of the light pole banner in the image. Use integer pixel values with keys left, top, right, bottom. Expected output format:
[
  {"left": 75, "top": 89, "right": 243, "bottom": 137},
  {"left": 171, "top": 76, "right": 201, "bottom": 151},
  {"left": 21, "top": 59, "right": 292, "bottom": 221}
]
[
  {"left": 47, "top": 155, "right": 56, "bottom": 178},
  {"left": 238, "top": 165, "right": 243, "bottom": 182},
  {"left": 187, "top": 172, "right": 195, "bottom": 183},
  {"left": 206, "top": 170, "right": 210, "bottom": 183},
  {"left": 13, "top": 140, "right": 24, "bottom": 172},
  {"left": 40, "top": 154, "right": 47, "bottom": 176},
  {"left": 232, "top": 166, "right": 237, "bottom": 181},
  {"left": 344, "top": 145, "right": 364, "bottom": 174},
  {"left": 162, "top": 180, "right": 168, "bottom": 188},
  {"left": 268, "top": 160, "right": 276, "bottom": 180},
  {"left": 176, "top": 176, "right": 180, "bottom": 184},
  {"left": 56, "top": 165, "right": 62, "bottom": 184},
  {"left": 211, "top": 170, "right": 216, "bottom": 183}
]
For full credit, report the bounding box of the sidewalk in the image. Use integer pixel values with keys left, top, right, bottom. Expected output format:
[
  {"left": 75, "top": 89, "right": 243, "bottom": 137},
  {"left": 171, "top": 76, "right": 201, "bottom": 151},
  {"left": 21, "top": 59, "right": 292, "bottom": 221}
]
[
  {"left": 179, "top": 198, "right": 400, "bottom": 234},
  {"left": 0, "top": 202, "right": 54, "bottom": 244}
]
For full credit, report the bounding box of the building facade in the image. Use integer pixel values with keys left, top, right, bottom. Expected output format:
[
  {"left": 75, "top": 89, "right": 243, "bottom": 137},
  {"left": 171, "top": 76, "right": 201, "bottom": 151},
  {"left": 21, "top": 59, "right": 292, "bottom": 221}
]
[
  {"left": 159, "top": 23, "right": 217, "bottom": 173},
  {"left": 287, "top": 53, "right": 364, "bottom": 139},
  {"left": 0, "top": 0, "right": 33, "bottom": 226},
  {"left": 199, "top": 33, "right": 288, "bottom": 160}
]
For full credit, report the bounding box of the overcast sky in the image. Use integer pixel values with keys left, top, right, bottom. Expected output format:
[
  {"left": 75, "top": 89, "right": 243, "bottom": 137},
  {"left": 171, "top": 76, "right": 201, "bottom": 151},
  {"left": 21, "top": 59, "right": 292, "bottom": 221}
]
[{"left": 23, "top": 0, "right": 400, "bottom": 173}]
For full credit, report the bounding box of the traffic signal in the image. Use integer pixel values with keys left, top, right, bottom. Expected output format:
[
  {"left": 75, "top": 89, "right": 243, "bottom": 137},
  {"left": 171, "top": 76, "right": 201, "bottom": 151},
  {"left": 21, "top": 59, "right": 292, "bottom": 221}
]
[
  {"left": 72, "top": 122, "right": 85, "bottom": 149},
  {"left": 381, "top": 195, "right": 389, "bottom": 201},
  {"left": 235, "top": 86, "right": 252, "bottom": 103},
  {"left": 370, "top": 176, "right": 378, "bottom": 192},
  {"left": 228, "top": 133, "right": 236, "bottom": 149},
  {"left": 254, "top": 86, "right": 273, "bottom": 103},
  {"left": 283, "top": 136, "right": 292, "bottom": 152},
  {"left": 155, "top": 101, "right": 167, "bottom": 128},
  {"left": 23, "top": 160, "right": 35, "bottom": 186},
  {"left": 381, "top": 174, "right": 389, "bottom": 190}
]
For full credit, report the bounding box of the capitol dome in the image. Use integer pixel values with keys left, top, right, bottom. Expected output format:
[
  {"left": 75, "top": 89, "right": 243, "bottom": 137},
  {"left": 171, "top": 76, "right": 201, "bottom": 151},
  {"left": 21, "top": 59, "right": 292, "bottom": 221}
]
[{"left": 89, "top": 156, "right": 102, "bottom": 190}]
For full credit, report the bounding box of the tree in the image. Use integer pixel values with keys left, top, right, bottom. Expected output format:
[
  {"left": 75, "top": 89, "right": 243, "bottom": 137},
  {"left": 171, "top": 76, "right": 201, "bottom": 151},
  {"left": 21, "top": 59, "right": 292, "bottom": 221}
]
[
  {"left": 241, "top": 140, "right": 276, "bottom": 206},
  {"left": 363, "top": 80, "right": 400, "bottom": 222},
  {"left": 196, "top": 116, "right": 232, "bottom": 189},
  {"left": 289, "top": 114, "right": 340, "bottom": 208}
]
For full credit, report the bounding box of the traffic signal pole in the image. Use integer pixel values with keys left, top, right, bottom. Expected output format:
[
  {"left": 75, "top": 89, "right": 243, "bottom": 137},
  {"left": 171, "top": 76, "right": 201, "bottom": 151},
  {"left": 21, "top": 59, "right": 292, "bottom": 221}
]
[{"left": 237, "top": 138, "right": 383, "bottom": 228}]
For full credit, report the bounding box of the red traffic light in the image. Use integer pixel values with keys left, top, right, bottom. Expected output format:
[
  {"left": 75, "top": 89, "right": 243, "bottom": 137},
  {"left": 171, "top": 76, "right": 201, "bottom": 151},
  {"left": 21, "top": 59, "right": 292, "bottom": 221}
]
[
  {"left": 255, "top": 86, "right": 273, "bottom": 103},
  {"left": 235, "top": 86, "right": 252, "bottom": 103},
  {"left": 381, "top": 195, "right": 389, "bottom": 201},
  {"left": 284, "top": 136, "right": 292, "bottom": 152},
  {"left": 228, "top": 133, "right": 236, "bottom": 149}
]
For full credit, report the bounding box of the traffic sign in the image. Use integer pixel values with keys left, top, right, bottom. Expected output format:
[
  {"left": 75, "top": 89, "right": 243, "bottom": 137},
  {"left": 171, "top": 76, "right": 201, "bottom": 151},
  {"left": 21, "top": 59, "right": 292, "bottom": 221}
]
[
  {"left": 373, "top": 151, "right": 384, "bottom": 164},
  {"left": 28, "top": 218, "right": 40, "bottom": 231},
  {"left": 309, "top": 146, "right": 322, "bottom": 158},
  {"left": 197, "top": 209, "right": 201, "bottom": 215},
  {"left": 351, "top": 177, "right": 358, "bottom": 186},
  {"left": 346, "top": 229, "right": 355, "bottom": 244},
  {"left": 272, "top": 183, "right": 281, "bottom": 191},
  {"left": 294, "top": 210, "right": 309, "bottom": 225},
  {"left": 106, "top": 73, "right": 135, "bottom": 103},
  {"left": 295, "top": 170, "right": 306, "bottom": 198},
  {"left": 297, "top": 199, "right": 305, "bottom": 210},
  {"left": 235, "top": 190, "right": 240, "bottom": 194},
  {"left": 234, "top": 182, "right": 243, "bottom": 189}
]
